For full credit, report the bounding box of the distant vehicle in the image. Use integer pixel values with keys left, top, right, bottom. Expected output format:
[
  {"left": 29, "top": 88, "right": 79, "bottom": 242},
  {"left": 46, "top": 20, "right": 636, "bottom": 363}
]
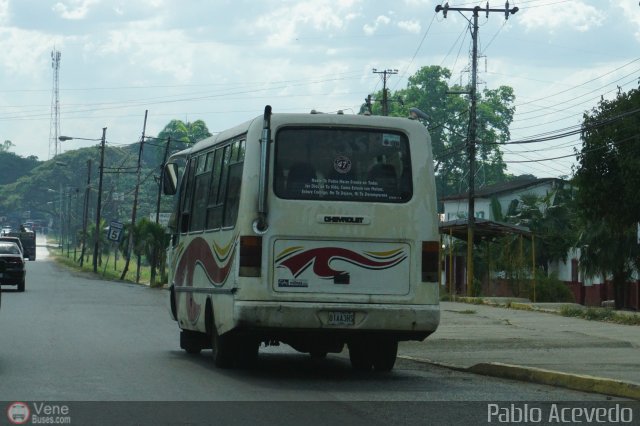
[
  {"left": 1, "top": 226, "right": 12, "bottom": 236},
  {"left": 162, "top": 107, "right": 440, "bottom": 370},
  {"left": 5, "top": 229, "right": 36, "bottom": 261},
  {"left": 0, "top": 236, "right": 24, "bottom": 258},
  {"left": 0, "top": 241, "right": 26, "bottom": 292}
]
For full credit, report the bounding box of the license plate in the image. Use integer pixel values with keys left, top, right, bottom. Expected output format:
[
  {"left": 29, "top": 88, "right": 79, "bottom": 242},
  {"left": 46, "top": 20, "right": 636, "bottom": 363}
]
[{"left": 327, "top": 311, "right": 355, "bottom": 326}]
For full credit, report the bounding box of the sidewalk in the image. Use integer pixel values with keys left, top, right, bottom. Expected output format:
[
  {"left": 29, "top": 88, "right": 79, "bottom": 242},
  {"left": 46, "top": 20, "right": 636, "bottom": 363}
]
[{"left": 398, "top": 301, "right": 640, "bottom": 400}]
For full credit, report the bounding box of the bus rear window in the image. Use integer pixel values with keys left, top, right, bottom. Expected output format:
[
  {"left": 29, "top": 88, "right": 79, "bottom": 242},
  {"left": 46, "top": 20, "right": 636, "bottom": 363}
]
[{"left": 274, "top": 127, "right": 412, "bottom": 203}]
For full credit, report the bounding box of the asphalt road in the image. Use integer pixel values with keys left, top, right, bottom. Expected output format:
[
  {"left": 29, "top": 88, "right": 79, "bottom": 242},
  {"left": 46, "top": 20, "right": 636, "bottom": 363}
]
[{"left": 0, "top": 241, "right": 626, "bottom": 425}]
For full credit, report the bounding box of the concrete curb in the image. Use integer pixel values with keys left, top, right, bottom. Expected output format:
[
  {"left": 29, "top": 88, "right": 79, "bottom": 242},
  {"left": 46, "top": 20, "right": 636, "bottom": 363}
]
[{"left": 399, "top": 356, "right": 640, "bottom": 401}]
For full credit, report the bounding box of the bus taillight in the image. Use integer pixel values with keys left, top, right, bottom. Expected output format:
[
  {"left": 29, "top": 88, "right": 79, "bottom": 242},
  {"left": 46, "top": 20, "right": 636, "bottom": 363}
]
[
  {"left": 240, "top": 236, "right": 262, "bottom": 277},
  {"left": 422, "top": 241, "right": 439, "bottom": 282}
]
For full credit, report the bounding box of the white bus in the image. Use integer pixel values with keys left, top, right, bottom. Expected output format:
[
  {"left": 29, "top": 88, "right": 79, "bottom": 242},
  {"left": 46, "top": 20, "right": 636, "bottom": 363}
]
[{"left": 162, "top": 106, "right": 440, "bottom": 371}]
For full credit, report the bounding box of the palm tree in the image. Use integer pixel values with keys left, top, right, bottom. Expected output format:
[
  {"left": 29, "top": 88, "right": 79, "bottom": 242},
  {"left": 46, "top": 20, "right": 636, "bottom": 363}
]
[
  {"left": 577, "top": 220, "right": 638, "bottom": 309},
  {"left": 136, "top": 218, "right": 168, "bottom": 287}
]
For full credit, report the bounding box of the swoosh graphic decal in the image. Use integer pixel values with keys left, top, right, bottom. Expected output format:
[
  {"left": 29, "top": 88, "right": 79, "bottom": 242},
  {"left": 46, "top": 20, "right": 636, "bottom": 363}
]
[
  {"left": 276, "top": 247, "right": 406, "bottom": 279},
  {"left": 174, "top": 236, "right": 236, "bottom": 324}
]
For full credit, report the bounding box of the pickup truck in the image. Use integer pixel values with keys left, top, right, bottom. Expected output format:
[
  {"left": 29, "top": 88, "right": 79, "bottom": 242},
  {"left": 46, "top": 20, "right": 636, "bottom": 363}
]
[{"left": 5, "top": 229, "right": 36, "bottom": 261}]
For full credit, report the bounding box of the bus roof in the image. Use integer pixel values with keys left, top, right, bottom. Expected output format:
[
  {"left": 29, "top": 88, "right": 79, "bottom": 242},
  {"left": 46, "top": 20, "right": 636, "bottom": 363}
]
[{"left": 168, "top": 111, "right": 427, "bottom": 161}]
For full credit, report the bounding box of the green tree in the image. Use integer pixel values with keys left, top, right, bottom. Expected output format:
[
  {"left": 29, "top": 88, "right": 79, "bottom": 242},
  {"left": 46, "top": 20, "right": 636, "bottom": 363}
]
[
  {"left": 136, "top": 218, "right": 168, "bottom": 287},
  {"left": 574, "top": 86, "right": 640, "bottom": 309},
  {"left": 0, "top": 151, "right": 40, "bottom": 185},
  {"left": 1, "top": 140, "right": 15, "bottom": 152},
  {"left": 365, "top": 66, "right": 515, "bottom": 209},
  {"left": 506, "top": 186, "right": 577, "bottom": 272},
  {"left": 148, "top": 119, "right": 212, "bottom": 164}
]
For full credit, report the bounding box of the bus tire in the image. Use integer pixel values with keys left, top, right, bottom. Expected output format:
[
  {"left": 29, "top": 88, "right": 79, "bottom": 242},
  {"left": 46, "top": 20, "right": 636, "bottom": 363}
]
[
  {"left": 180, "top": 330, "right": 202, "bottom": 355},
  {"left": 211, "top": 326, "right": 235, "bottom": 369},
  {"left": 235, "top": 338, "right": 260, "bottom": 367},
  {"left": 372, "top": 340, "right": 398, "bottom": 372},
  {"left": 348, "top": 341, "right": 373, "bottom": 371},
  {"left": 309, "top": 350, "right": 328, "bottom": 360},
  {"left": 169, "top": 285, "right": 177, "bottom": 321}
]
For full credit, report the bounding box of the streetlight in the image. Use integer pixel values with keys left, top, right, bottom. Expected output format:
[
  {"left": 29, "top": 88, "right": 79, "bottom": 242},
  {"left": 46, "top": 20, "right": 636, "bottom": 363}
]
[{"left": 59, "top": 128, "right": 107, "bottom": 273}]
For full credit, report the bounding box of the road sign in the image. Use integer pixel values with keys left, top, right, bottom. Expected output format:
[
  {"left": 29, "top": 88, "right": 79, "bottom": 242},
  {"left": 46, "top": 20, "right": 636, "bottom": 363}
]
[{"left": 108, "top": 221, "right": 124, "bottom": 242}]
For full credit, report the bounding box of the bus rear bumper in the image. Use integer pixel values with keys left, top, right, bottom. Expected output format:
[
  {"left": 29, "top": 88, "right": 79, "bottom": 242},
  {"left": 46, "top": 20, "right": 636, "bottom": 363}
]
[{"left": 233, "top": 301, "right": 439, "bottom": 341}]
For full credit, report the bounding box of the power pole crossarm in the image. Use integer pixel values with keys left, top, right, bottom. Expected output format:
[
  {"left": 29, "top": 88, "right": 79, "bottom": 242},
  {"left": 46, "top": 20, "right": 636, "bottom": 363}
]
[{"left": 435, "top": 3, "right": 519, "bottom": 17}]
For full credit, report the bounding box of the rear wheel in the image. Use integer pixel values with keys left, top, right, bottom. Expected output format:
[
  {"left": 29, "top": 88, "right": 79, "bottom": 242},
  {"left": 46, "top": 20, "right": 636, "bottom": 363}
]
[
  {"left": 17, "top": 279, "right": 25, "bottom": 292},
  {"left": 372, "top": 340, "right": 398, "bottom": 372},
  {"left": 309, "top": 351, "right": 328, "bottom": 360},
  {"left": 211, "top": 326, "right": 235, "bottom": 368},
  {"left": 235, "top": 337, "right": 260, "bottom": 367},
  {"left": 180, "top": 330, "right": 203, "bottom": 355},
  {"left": 348, "top": 341, "right": 373, "bottom": 371}
]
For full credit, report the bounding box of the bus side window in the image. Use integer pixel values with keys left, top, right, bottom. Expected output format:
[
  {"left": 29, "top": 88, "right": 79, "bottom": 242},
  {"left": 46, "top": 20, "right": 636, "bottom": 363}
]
[
  {"left": 179, "top": 158, "right": 197, "bottom": 234},
  {"left": 190, "top": 153, "right": 211, "bottom": 232},
  {"left": 206, "top": 149, "right": 224, "bottom": 230},
  {"left": 223, "top": 162, "right": 243, "bottom": 227}
]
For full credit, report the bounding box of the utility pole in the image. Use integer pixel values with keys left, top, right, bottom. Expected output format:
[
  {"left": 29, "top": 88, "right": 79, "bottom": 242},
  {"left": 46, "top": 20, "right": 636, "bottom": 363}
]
[
  {"left": 80, "top": 161, "right": 91, "bottom": 267},
  {"left": 436, "top": 2, "right": 518, "bottom": 295},
  {"left": 121, "top": 110, "right": 148, "bottom": 281},
  {"left": 155, "top": 136, "right": 171, "bottom": 224},
  {"left": 93, "top": 127, "right": 107, "bottom": 273},
  {"left": 372, "top": 68, "right": 398, "bottom": 116}
]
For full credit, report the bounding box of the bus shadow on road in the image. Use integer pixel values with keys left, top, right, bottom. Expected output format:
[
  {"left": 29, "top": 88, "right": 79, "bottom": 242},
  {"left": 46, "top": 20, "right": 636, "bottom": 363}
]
[{"left": 170, "top": 348, "right": 441, "bottom": 394}]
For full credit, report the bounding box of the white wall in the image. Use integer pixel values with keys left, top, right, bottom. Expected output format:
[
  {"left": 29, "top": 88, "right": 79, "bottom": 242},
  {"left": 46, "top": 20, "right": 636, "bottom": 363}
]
[{"left": 443, "top": 182, "right": 557, "bottom": 223}]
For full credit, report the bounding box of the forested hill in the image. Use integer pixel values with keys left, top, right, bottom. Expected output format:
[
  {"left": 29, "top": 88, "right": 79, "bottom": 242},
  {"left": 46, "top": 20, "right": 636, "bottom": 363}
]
[{"left": 0, "top": 151, "right": 40, "bottom": 185}]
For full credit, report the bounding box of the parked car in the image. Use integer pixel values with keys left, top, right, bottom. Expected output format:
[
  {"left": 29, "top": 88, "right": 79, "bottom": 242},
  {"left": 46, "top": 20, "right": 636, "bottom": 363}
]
[
  {"left": 0, "top": 236, "right": 24, "bottom": 259},
  {"left": 0, "top": 242, "right": 26, "bottom": 292}
]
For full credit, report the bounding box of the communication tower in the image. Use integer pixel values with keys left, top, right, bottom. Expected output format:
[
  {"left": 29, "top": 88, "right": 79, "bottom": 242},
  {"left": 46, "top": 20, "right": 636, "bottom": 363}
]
[{"left": 49, "top": 49, "right": 61, "bottom": 158}]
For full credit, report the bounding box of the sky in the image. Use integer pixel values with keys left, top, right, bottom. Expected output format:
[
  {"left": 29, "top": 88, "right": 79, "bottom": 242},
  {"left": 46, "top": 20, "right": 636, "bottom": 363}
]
[{"left": 0, "top": 0, "right": 639, "bottom": 180}]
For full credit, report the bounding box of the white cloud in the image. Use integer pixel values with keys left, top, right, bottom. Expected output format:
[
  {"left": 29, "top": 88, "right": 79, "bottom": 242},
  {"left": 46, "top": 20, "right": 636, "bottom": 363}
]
[
  {"left": 397, "top": 19, "right": 421, "bottom": 34},
  {"left": 53, "top": 0, "right": 100, "bottom": 20},
  {"left": 96, "top": 26, "right": 195, "bottom": 82},
  {"left": 363, "top": 15, "right": 391, "bottom": 35},
  {"left": 252, "top": 0, "right": 362, "bottom": 48},
  {"left": 521, "top": 0, "right": 605, "bottom": 33},
  {"left": 0, "top": 27, "right": 59, "bottom": 77},
  {"left": 615, "top": 0, "right": 640, "bottom": 42},
  {"left": 402, "top": 0, "right": 429, "bottom": 5},
  {"left": 0, "top": 0, "right": 8, "bottom": 25}
]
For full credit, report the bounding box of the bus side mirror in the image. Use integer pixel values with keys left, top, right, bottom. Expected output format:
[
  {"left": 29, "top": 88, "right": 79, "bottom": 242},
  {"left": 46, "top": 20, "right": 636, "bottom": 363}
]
[{"left": 163, "top": 163, "right": 179, "bottom": 195}]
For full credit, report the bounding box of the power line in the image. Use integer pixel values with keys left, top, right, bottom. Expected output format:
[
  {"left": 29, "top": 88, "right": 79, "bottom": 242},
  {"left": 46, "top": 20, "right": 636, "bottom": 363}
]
[
  {"left": 392, "top": 12, "right": 438, "bottom": 92},
  {"left": 512, "top": 57, "right": 640, "bottom": 110}
]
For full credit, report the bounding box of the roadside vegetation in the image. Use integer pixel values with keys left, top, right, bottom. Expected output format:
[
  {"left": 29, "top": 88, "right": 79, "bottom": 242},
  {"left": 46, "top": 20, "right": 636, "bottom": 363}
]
[
  {"left": 46, "top": 216, "right": 168, "bottom": 287},
  {"left": 446, "top": 296, "right": 640, "bottom": 326},
  {"left": 559, "top": 305, "right": 640, "bottom": 326},
  {"left": 52, "top": 249, "right": 154, "bottom": 285}
]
